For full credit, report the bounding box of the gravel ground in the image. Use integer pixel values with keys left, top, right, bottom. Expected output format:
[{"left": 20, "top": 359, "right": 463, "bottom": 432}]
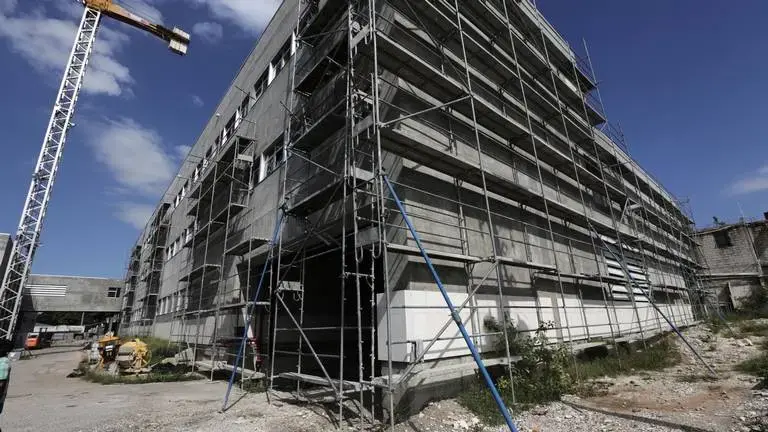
[
  {"left": 3, "top": 322, "right": 766, "bottom": 431},
  {"left": 391, "top": 322, "right": 768, "bottom": 432},
  {"left": 2, "top": 347, "right": 336, "bottom": 432}
]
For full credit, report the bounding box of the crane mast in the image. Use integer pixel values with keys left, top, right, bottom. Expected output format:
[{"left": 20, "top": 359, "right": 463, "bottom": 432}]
[{"left": 0, "top": 2, "right": 189, "bottom": 342}]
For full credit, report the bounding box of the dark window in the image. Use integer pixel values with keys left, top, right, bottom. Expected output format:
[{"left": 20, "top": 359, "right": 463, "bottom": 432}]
[
  {"left": 107, "top": 287, "right": 121, "bottom": 298},
  {"left": 253, "top": 72, "right": 267, "bottom": 101},
  {"left": 240, "top": 95, "right": 250, "bottom": 119},
  {"left": 271, "top": 37, "right": 293, "bottom": 77},
  {"left": 264, "top": 135, "right": 285, "bottom": 176},
  {"left": 223, "top": 115, "right": 236, "bottom": 142},
  {"left": 714, "top": 230, "right": 732, "bottom": 248}
]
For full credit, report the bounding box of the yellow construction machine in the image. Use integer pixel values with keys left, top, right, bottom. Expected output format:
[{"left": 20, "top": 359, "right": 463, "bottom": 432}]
[
  {"left": 116, "top": 338, "right": 151, "bottom": 372},
  {"left": 96, "top": 333, "right": 151, "bottom": 374}
]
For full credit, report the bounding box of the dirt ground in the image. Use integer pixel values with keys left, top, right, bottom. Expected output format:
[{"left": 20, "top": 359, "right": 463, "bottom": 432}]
[{"left": 3, "top": 323, "right": 766, "bottom": 432}]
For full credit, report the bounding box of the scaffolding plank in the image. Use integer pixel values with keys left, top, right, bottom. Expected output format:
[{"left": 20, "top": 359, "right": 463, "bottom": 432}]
[
  {"left": 496, "top": 256, "right": 556, "bottom": 271},
  {"left": 277, "top": 372, "right": 361, "bottom": 391},
  {"left": 542, "top": 271, "right": 626, "bottom": 285},
  {"left": 377, "top": 356, "right": 521, "bottom": 387},
  {"left": 179, "top": 263, "right": 220, "bottom": 282},
  {"left": 225, "top": 237, "right": 270, "bottom": 256},
  {"left": 291, "top": 99, "right": 346, "bottom": 151},
  {"left": 212, "top": 202, "right": 247, "bottom": 224},
  {"left": 386, "top": 243, "right": 482, "bottom": 264},
  {"left": 287, "top": 167, "right": 373, "bottom": 216}
]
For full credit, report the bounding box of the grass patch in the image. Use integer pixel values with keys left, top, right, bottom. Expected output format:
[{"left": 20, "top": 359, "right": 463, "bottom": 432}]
[
  {"left": 574, "top": 338, "right": 681, "bottom": 381},
  {"left": 77, "top": 361, "right": 202, "bottom": 385},
  {"left": 736, "top": 354, "right": 768, "bottom": 376},
  {"left": 737, "top": 321, "right": 768, "bottom": 338},
  {"left": 133, "top": 336, "right": 178, "bottom": 361},
  {"left": 83, "top": 369, "right": 201, "bottom": 384}
]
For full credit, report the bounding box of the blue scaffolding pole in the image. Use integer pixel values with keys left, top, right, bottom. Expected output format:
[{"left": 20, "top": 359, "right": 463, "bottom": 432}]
[
  {"left": 383, "top": 175, "right": 519, "bottom": 432},
  {"left": 220, "top": 210, "right": 285, "bottom": 412}
]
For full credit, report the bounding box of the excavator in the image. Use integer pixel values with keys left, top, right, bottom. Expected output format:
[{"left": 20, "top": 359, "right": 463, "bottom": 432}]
[{"left": 0, "top": 0, "right": 189, "bottom": 343}]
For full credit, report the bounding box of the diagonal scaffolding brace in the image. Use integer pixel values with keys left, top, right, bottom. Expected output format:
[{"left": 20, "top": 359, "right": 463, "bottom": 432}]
[
  {"left": 221, "top": 209, "right": 285, "bottom": 412},
  {"left": 383, "top": 175, "right": 519, "bottom": 432},
  {"left": 590, "top": 224, "right": 716, "bottom": 377}
]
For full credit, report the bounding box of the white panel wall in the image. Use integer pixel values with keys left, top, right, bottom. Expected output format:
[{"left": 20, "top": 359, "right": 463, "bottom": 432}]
[{"left": 377, "top": 289, "right": 696, "bottom": 363}]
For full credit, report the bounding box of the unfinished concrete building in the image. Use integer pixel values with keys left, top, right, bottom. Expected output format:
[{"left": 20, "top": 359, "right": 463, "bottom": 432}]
[
  {"left": 694, "top": 216, "right": 768, "bottom": 311},
  {"left": 119, "top": 0, "right": 702, "bottom": 421}
]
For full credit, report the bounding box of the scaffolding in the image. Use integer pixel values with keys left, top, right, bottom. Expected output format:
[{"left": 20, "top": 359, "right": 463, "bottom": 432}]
[{"left": 120, "top": 0, "right": 711, "bottom": 429}]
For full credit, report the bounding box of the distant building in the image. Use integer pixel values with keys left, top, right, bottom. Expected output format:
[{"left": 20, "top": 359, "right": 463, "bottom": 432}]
[
  {"left": 694, "top": 216, "right": 768, "bottom": 311},
  {"left": 0, "top": 233, "right": 123, "bottom": 337}
]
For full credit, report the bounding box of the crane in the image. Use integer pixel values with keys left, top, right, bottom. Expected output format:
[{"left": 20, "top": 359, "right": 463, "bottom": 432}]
[{"left": 0, "top": 0, "right": 190, "bottom": 342}]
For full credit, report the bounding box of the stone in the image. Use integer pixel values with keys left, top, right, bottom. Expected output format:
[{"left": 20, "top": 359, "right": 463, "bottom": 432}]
[{"left": 532, "top": 406, "right": 548, "bottom": 416}]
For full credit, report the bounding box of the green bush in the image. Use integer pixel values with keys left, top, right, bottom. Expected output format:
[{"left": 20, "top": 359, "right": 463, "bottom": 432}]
[
  {"left": 736, "top": 353, "right": 768, "bottom": 388},
  {"left": 458, "top": 319, "right": 573, "bottom": 424},
  {"left": 82, "top": 369, "right": 201, "bottom": 385},
  {"left": 122, "top": 336, "right": 178, "bottom": 361},
  {"left": 573, "top": 337, "right": 680, "bottom": 382}
]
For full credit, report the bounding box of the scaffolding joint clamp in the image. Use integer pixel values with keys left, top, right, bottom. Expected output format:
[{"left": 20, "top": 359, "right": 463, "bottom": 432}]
[{"left": 450, "top": 310, "right": 461, "bottom": 324}]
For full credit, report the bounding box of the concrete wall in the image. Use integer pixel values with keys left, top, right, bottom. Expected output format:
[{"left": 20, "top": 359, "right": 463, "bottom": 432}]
[{"left": 695, "top": 221, "right": 768, "bottom": 309}]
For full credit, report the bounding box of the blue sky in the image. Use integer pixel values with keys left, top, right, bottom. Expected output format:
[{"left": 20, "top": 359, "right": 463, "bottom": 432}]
[{"left": 0, "top": 0, "right": 766, "bottom": 278}]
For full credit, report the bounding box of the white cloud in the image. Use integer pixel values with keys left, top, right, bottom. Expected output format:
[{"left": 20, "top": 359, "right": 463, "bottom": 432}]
[
  {"left": 115, "top": 202, "right": 155, "bottom": 230},
  {"left": 191, "top": 94, "right": 204, "bottom": 107},
  {"left": 192, "top": 21, "right": 223, "bottom": 43},
  {"left": 85, "top": 117, "right": 187, "bottom": 229},
  {"left": 175, "top": 144, "right": 192, "bottom": 159},
  {"left": 48, "top": 0, "right": 82, "bottom": 20},
  {"left": 120, "top": 0, "right": 163, "bottom": 24},
  {"left": 189, "top": 0, "right": 280, "bottom": 33},
  {"left": 86, "top": 117, "right": 178, "bottom": 197},
  {"left": 0, "top": 0, "right": 16, "bottom": 14},
  {"left": 728, "top": 165, "right": 768, "bottom": 195},
  {"left": 0, "top": 3, "right": 134, "bottom": 96}
]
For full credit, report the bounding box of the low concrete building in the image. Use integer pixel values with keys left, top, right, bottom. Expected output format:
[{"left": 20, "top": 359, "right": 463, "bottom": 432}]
[
  {"left": 22, "top": 274, "right": 123, "bottom": 313},
  {"left": 0, "top": 233, "right": 123, "bottom": 335},
  {"left": 694, "top": 217, "right": 768, "bottom": 311}
]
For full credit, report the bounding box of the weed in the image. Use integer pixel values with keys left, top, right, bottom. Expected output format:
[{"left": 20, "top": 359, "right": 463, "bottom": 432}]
[
  {"left": 736, "top": 350, "right": 768, "bottom": 389},
  {"left": 737, "top": 321, "right": 768, "bottom": 337},
  {"left": 80, "top": 365, "right": 201, "bottom": 385},
  {"left": 241, "top": 378, "right": 266, "bottom": 393},
  {"left": 458, "top": 319, "right": 572, "bottom": 424},
  {"left": 120, "top": 336, "right": 179, "bottom": 361},
  {"left": 736, "top": 353, "right": 768, "bottom": 376},
  {"left": 573, "top": 338, "right": 680, "bottom": 381}
]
